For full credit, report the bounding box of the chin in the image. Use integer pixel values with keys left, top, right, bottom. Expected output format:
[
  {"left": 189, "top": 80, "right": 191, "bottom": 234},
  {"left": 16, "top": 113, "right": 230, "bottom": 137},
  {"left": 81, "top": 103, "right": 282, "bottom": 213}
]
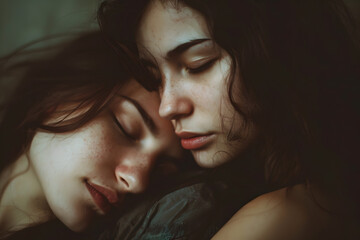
[
  {"left": 61, "top": 218, "right": 89, "bottom": 233},
  {"left": 67, "top": 222, "right": 90, "bottom": 232},
  {"left": 192, "top": 149, "right": 233, "bottom": 168}
]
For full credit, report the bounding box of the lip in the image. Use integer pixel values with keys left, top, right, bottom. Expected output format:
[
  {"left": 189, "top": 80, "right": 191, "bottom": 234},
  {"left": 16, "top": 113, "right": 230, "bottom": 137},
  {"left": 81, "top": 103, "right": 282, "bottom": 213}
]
[
  {"left": 86, "top": 181, "right": 119, "bottom": 214},
  {"left": 176, "top": 132, "right": 215, "bottom": 150}
]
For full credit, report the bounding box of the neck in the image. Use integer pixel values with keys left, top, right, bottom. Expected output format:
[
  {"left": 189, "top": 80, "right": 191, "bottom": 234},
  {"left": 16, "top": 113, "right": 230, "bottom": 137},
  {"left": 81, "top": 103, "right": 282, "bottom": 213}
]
[{"left": 0, "top": 153, "right": 53, "bottom": 235}]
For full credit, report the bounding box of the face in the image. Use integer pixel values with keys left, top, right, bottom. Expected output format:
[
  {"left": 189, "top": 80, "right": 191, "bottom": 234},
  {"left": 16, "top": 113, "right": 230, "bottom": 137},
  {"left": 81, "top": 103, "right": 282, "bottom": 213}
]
[
  {"left": 28, "top": 79, "right": 183, "bottom": 231},
  {"left": 137, "top": 0, "right": 256, "bottom": 168}
]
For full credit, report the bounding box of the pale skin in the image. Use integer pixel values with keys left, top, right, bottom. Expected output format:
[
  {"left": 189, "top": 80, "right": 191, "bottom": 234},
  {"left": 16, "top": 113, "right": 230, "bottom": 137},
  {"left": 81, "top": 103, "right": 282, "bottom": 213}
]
[
  {"left": 136, "top": 1, "right": 360, "bottom": 239},
  {"left": 212, "top": 184, "right": 360, "bottom": 240},
  {"left": 0, "top": 79, "right": 183, "bottom": 234},
  {"left": 137, "top": 0, "right": 256, "bottom": 168},
  {"left": 0, "top": 154, "right": 51, "bottom": 233}
]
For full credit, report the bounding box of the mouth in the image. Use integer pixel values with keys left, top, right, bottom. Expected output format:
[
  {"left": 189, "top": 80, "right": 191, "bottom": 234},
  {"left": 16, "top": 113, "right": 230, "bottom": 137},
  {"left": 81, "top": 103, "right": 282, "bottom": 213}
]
[
  {"left": 176, "top": 132, "right": 215, "bottom": 150},
  {"left": 85, "top": 181, "right": 120, "bottom": 214}
]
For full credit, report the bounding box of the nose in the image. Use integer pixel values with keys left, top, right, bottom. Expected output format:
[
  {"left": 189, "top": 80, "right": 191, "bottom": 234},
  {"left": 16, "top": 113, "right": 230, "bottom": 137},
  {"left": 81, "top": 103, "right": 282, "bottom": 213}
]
[
  {"left": 158, "top": 78, "right": 193, "bottom": 120},
  {"left": 115, "top": 154, "right": 154, "bottom": 194}
]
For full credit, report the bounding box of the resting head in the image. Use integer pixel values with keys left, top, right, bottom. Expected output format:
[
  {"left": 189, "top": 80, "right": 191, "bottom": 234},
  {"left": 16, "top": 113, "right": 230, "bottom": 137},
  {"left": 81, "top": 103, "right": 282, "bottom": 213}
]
[{"left": 0, "top": 32, "right": 183, "bottom": 232}]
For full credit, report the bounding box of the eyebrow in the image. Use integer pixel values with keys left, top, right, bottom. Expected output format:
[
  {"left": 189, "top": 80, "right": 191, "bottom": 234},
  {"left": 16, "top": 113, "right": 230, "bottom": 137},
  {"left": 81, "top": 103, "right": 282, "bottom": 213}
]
[
  {"left": 120, "top": 95, "right": 159, "bottom": 136},
  {"left": 167, "top": 38, "right": 211, "bottom": 58}
]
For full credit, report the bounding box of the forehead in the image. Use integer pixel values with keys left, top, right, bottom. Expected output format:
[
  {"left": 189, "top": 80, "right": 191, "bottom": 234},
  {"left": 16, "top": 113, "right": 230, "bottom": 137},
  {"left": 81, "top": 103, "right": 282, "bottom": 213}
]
[
  {"left": 137, "top": 0, "right": 210, "bottom": 55},
  {"left": 116, "top": 78, "right": 183, "bottom": 157}
]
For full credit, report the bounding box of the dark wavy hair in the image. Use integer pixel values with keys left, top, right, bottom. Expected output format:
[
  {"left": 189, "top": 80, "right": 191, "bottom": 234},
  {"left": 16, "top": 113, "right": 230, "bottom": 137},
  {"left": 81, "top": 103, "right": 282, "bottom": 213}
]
[
  {"left": 0, "top": 31, "right": 134, "bottom": 172},
  {"left": 98, "top": 0, "right": 360, "bottom": 205}
]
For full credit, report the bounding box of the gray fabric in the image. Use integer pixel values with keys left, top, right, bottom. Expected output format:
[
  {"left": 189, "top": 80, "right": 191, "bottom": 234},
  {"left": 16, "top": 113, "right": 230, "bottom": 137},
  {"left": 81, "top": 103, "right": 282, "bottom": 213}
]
[{"left": 98, "top": 182, "right": 238, "bottom": 240}]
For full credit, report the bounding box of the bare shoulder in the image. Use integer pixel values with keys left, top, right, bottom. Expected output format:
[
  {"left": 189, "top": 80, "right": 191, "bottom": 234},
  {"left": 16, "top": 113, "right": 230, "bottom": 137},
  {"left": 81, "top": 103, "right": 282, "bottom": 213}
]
[
  {"left": 212, "top": 184, "right": 309, "bottom": 240},
  {"left": 212, "top": 184, "right": 357, "bottom": 240}
]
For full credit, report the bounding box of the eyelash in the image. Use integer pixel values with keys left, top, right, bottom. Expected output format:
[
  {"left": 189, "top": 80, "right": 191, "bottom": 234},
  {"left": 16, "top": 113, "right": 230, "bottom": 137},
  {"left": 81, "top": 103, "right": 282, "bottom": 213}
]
[
  {"left": 186, "top": 58, "right": 218, "bottom": 74},
  {"left": 111, "top": 112, "right": 136, "bottom": 141}
]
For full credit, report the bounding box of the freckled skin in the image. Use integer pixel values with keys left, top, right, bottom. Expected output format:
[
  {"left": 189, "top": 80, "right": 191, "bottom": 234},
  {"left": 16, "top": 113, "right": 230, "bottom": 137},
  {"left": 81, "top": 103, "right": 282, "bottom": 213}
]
[
  {"left": 137, "top": 0, "right": 257, "bottom": 168},
  {"left": 26, "top": 79, "right": 183, "bottom": 231}
]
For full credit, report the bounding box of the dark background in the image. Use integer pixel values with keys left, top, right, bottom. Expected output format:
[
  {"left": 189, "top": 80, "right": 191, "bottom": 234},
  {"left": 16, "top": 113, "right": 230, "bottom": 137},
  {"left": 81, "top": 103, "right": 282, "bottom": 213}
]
[
  {"left": 0, "top": 0, "right": 100, "bottom": 57},
  {"left": 0, "top": 0, "right": 359, "bottom": 57}
]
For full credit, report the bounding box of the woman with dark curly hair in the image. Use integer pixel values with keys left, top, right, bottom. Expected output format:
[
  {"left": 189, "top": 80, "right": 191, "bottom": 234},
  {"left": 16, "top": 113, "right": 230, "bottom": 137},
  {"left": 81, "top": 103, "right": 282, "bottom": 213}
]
[{"left": 98, "top": 0, "right": 360, "bottom": 238}]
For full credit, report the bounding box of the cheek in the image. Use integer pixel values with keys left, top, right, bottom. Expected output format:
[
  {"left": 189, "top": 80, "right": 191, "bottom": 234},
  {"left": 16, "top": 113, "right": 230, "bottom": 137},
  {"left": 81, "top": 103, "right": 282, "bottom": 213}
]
[
  {"left": 27, "top": 121, "right": 121, "bottom": 230},
  {"left": 77, "top": 126, "right": 119, "bottom": 173},
  {"left": 216, "top": 55, "right": 233, "bottom": 104},
  {"left": 206, "top": 57, "right": 247, "bottom": 133},
  {"left": 29, "top": 132, "right": 70, "bottom": 174},
  {"left": 192, "top": 60, "right": 232, "bottom": 114},
  {"left": 29, "top": 122, "right": 114, "bottom": 179}
]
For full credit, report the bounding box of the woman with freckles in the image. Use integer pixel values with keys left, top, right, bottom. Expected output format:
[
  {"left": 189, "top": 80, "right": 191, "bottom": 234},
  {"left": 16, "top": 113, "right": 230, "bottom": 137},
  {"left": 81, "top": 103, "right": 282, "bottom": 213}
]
[
  {"left": 99, "top": 0, "right": 360, "bottom": 239},
  {"left": 0, "top": 31, "right": 185, "bottom": 239}
]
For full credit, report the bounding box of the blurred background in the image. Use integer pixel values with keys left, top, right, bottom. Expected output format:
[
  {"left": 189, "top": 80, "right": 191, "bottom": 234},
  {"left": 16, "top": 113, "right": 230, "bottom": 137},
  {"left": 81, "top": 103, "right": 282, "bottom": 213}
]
[
  {"left": 0, "top": 0, "right": 359, "bottom": 57},
  {"left": 0, "top": 0, "right": 102, "bottom": 108},
  {"left": 0, "top": 0, "right": 100, "bottom": 57}
]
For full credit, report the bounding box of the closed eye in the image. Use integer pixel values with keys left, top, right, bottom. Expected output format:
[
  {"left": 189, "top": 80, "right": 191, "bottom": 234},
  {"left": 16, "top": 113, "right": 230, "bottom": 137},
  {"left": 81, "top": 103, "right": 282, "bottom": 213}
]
[
  {"left": 111, "top": 112, "right": 136, "bottom": 141},
  {"left": 186, "top": 58, "right": 218, "bottom": 74}
]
